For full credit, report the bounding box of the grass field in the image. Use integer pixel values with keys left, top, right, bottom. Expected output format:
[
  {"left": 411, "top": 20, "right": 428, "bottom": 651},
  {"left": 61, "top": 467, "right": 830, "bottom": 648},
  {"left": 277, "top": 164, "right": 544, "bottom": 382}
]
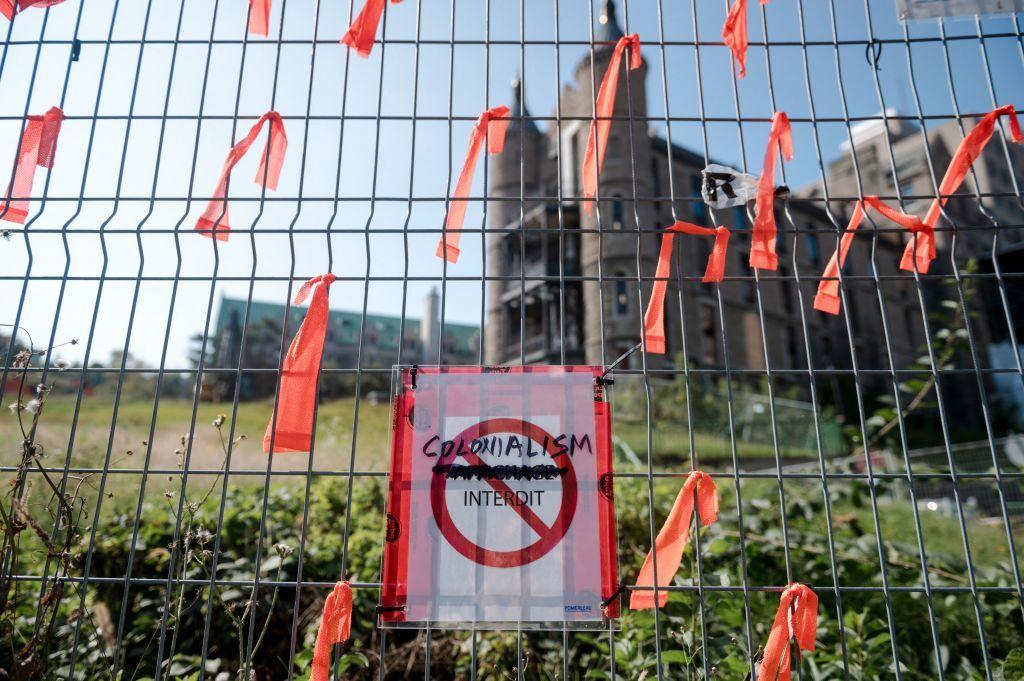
[{"left": 4, "top": 392, "right": 1021, "bottom": 570}]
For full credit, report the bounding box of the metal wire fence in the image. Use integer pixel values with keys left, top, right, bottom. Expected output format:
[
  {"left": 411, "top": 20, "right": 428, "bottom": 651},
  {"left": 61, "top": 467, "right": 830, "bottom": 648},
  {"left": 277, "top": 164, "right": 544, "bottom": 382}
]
[{"left": 1, "top": 0, "right": 1023, "bottom": 679}]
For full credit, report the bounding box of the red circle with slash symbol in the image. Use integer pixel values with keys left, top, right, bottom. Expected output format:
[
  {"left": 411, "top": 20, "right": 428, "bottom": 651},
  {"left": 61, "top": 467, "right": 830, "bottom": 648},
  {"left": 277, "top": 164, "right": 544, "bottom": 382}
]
[{"left": 430, "top": 418, "right": 577, "bottom": 568}]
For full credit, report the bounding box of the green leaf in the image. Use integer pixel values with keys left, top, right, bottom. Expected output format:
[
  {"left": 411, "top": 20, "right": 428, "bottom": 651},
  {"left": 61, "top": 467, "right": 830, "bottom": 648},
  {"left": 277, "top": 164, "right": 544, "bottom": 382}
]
[
  {"left": 999, "top": 648, "right": 1024, "bottom": 681},
  {"left": 659, "top": 650, "right": 690, "bottom": 665}
]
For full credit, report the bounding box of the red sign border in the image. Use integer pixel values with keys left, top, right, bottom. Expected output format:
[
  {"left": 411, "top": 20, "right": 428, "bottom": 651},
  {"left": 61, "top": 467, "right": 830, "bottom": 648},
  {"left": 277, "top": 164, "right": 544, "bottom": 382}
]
[{"left": 380, "top": 365, "right": 619, "bottom": 624}]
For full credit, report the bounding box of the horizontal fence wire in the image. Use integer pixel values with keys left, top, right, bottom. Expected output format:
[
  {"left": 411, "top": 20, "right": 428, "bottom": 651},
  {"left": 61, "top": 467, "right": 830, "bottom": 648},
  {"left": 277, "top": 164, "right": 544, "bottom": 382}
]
[{"left": 1, "top": 0, "right": 1023, "bottom": 679}]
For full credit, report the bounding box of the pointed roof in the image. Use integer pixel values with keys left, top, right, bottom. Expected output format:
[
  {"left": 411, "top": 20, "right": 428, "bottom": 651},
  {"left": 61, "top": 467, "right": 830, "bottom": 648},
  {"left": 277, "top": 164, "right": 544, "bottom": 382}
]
[
  {"left": 597, "top": 0, "right": 624, "bottom": 44},
  {"left": 510, "top": 77, "right": 539, "bottom": 134}
]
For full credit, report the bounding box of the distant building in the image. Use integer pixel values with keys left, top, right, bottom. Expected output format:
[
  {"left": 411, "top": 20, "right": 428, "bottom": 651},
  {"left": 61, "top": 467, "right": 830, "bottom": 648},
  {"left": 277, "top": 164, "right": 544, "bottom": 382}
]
[
  {"left": 800, "top": 110, "right": 1024, "bottom": 426},
  {"left": 484, "top": 0, "right": 924, "bottom": 385},
  {"left": 209, "top": 288, "right": 479, "bottom": 400}
]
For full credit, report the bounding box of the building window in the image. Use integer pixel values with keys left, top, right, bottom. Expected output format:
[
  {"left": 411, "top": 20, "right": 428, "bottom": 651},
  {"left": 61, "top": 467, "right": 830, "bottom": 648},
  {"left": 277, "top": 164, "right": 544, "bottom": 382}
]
[
  {"left": 614, "top": 270, "right": 629, "bottom": 317},
  {"left": 734, "top": 206, "right": 746, "bottom": 229},
  {"left": 806, "top": 228, "right": 820, "bottom": 266},
  {"left": 692, "top": 175, "right": 706, "bottom": 223},
  {"left": 612, "top": 196, "right": 624, "bottom": 230},
  {"left": 699, "top": 303, "right": 716, "bottom": 365}
]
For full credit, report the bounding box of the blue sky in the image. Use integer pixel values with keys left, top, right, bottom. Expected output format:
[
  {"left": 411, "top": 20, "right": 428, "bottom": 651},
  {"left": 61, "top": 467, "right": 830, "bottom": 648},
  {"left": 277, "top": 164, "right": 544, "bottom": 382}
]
[{"left": 1, "top": 0, "right": 1022, "bottom": 368}]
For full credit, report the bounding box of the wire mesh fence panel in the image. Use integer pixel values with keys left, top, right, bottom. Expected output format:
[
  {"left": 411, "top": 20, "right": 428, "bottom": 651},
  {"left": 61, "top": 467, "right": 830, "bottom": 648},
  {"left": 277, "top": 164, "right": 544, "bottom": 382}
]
[{"left": 0, "top": 0, "right": 1023, "bottom": 679}]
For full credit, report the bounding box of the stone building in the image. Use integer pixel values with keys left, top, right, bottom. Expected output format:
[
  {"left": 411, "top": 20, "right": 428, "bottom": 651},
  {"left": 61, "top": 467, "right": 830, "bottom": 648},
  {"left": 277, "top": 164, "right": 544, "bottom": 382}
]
[{"left": 484, "top": 0, "right": 927, "bottom": 384}]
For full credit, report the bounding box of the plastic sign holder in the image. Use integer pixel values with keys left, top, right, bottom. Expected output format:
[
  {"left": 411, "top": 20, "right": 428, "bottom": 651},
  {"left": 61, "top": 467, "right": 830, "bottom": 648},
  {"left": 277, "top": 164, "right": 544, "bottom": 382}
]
[{"left": 379, "top": 365, "right": 619, "bottom": 631}]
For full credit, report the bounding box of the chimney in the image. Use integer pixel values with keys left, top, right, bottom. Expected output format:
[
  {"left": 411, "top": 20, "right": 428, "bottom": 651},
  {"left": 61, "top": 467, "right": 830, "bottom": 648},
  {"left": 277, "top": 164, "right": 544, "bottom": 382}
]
[{"left": 421, "top": 287, "right": 440, "bottom": 362}]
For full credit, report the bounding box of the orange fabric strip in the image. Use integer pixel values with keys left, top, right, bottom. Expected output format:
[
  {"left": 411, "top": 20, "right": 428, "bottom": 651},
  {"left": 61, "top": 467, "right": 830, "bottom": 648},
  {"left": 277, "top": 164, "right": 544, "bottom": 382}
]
[
  {"left": 813, "top": 196, "right": 926, "bottom": 315},
  {"left": 1, "top": 0, "right": 66, "bottom": 20},
  {"left": 263, "top": 274, "right": 336, "bottom": 454},
  {"left": 630, "top": 471, "right": 718, "bottom": 609},
  {"left": 311, "top": 581, "right": 353, "bottom": 681},
  {"left": 436, "top": 105, "right": 510, "bottom": 264},
  {"left": 903, "top": 104, "right": 1023, "bottom": 273},
  {"left": 643, "top": 221, "right": 730, "bottom": 354},
  {"left": 248, "top": 0, "right": 271, "bottom": 36},
  {"left": 758, "top": 583, "right": 818, "bottom": 681},
  {"left": 582, "top": 34, "right": 641, "bottom": 214},
  {"left": 341, "top": 0, "right": 404, "bottom": 58},
  {"left": 750, "top": 111, "right": 792, "bottom": 271},
  {"left": 194, "top": 111, "right": 287, "bottom": 242},
  {"left": 722, "top": 0, "right": 769, "bottom": 79},
  {"left": 2, "top": 106, "right": 63, "bottom": 225}
]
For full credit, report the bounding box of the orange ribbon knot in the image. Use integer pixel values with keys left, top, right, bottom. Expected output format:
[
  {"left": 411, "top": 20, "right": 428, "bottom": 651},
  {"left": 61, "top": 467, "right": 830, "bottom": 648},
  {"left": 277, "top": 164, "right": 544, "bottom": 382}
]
[
  {"left": 194, "top": 111, "right": 287, "bottom": 242},
  {"left": 263, "top": 273, "right": 337, "bottom": 454},
  {"left": 630, "top": 471, "right": 718, "bottom": 609},
  {"left": 2, "top": 106, "right": 63, "bottom": 225},
  {"left": 437, "top": 105, "right": 510, "bottom": 264},
  {"left": 582, "top": 34, "right": 642, "bottom": 214},
  {"left": 311, "top": 581, "right": 354, "bottom": 681},
  {"left": 758, "top": 583, "right": 817, "bottom": 681},
  {"left": 643, "top": 222, "right": 730, "bottom": 354},
  {"left": 750, "top": 111, "right": 792, "bottom": 271}
]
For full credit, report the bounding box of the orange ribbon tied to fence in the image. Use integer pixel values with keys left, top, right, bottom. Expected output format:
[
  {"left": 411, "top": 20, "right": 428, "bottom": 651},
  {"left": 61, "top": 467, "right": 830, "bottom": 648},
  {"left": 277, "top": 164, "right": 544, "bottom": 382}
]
[
  {"left": 643, "top": 221, "right": 730, "bottom": 354},
  {"left": 311, "top": 581, "right": 353, "bottom": 681},
  {"left": 723, "top": 0, "right": 769, "bottom": 79},
  {"left": 907, "top": 104, "right": 1022, "bottom": 272},
  {"left": 813, "top": 196, "right": 927, "bottom": 315},
  {"left": 263, "top": 273, "right": 336, "bottom": 454},
  {"left": 750, "top": 111, "right": 792, "bottom": 271},
  {"left": 342, "top": 0, "right": 403, "bottom": 58},
  {"left": 2, "top": 106, "right": 63, "bottom": 225},
  {"left": 195, "top": 111, "right": 287, "bottom": 242},
  {"left": 247, "top": 0, "right": 271, "bottom": 36},
  {"left": 1, "top": 0, "right": 66, "bottom": 20},
  {"left": 582, "top": 34, "right": 641, "bottom": 214},
  {"left": 758, "top": 583, "right": 818, "bottom": 681},
  {"left": 436, "top": 105, "right": 510, "bottom": 264},
  {"left": 630, "top": 471, "right": 718, "bottom": 609}
]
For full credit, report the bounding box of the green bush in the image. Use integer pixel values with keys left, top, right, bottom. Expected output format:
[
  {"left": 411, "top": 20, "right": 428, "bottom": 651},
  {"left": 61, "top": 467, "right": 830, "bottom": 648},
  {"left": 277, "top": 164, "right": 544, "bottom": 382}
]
[{"left": 3, "top": 472, "right": 1021, "bottom": 680}]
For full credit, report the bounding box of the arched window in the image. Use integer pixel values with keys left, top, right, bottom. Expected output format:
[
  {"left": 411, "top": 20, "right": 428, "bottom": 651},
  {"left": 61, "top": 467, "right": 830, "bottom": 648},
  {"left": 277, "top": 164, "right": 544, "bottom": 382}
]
[
  {"left": 614, "top": 270, "right": 629, "bottom": 317},
  {"left": 611, "top": 196, "right": 624, "bottom": 230}
]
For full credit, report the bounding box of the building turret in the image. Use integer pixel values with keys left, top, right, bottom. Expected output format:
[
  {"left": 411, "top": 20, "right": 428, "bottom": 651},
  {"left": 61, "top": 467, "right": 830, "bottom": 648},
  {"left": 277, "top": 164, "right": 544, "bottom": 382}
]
[
  {"left": 485, "top": 79, "right": 546, "bottom": 364},
  {"left": 568, "top": 0, "right": 659, "bottom": 364}
]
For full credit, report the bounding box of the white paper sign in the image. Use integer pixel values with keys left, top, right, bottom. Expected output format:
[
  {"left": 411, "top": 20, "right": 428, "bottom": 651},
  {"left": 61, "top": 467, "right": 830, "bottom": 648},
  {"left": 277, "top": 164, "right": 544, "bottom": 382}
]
[{"left": 380, "top": 366, "right": 619, "bottom": 629}]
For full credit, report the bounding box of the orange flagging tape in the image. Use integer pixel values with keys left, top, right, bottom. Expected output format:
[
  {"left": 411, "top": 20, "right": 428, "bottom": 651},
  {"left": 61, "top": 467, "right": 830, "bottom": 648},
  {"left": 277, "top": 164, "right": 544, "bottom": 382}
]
[
  {"left": 907, "top": 104, "right": 1022, "bottom": 272},
  {"left": 582, "top": 34, "right": 641, "bottom": 215},
  {"left": 263, "top": 274, "right": 337, "bottom": 454},
  {"left": 758, "top": 583, "right": 817, "bottom": 681},
  {"left": 437, "top": 105, "right": 510, "bottom": 264},
  {"left": 750, "top": 111, "right": 792, "bottom": 271},
  {"left": 643, "top": 222, "right": 730, "bottom": 354},
  {"left": 341, "top": 0, "right": 404, "bottom": 58},
  {"left": 194, "top": 111, "right": 287, "bottom": 242},
  {"left": 813, "top": 196, "right": 927, "bottom": 315},
  {"left": 2, "top": 106, "right": 63, "bottom": 225},
  {"left": 814, "top": 105, "right": 1021, "bottom": 315},
  {"left": 630, "top": 471, "right": 718, "bottom": 609},
  {"left": 311, "top": 581, "right": 353, "bottom": 681},
  {"left": 722, "top": 0, "right": 770, "bottom": 79},
  {"left": 248, "top": 0, "right": 271, "bottom": 36},
  {"left": 1, "top": 0, "right": 66, "bottom": 20}
]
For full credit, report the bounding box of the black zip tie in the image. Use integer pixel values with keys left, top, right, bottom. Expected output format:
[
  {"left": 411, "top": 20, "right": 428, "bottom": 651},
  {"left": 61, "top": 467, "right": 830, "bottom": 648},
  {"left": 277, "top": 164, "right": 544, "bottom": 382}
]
[
  {"left": 375, "top": 604, "right": 406, "bottom": 614},
  {"left": 865, "top": 38, "right": 883, "bottom": 70},
  {"left": 600, "top": 342, "right": 641, "bottom": 383},
  {"left": 410, "top": 364, "right": 419, "bottom": 390},
  {"left": 601, "top": 582, "right": 627, "bottom": 609},
  {"left": 70, "top": 39, "right": 81, "bottom": 62}
]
